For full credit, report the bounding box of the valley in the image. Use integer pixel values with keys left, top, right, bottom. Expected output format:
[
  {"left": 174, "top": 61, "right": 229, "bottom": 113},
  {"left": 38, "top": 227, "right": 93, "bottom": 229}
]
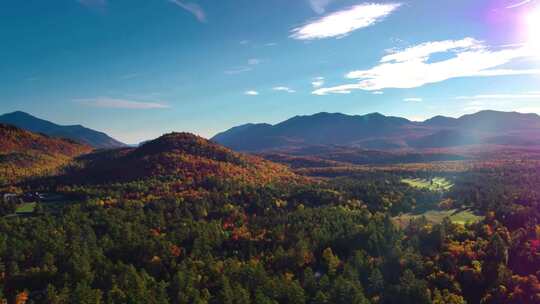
[
  {"left": 5, "top": 0, "right": 540, "bottom": 302},
  {"left": 1, "top": 114, "right": 539, "bottom": 303}
]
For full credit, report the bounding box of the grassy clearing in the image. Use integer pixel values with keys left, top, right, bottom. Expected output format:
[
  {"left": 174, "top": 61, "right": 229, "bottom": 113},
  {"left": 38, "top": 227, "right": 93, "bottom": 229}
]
[
  {"left": 393, "top": 209, "right": 483, "bottom": 228},
  {"left": 15, "top": 202, "right": 36, "bottom": 214},
  {"left": 402, "top": 177, "right": 453, "bottom": 192},
  {"left": 449, "top": 210, "right": 484, "bottom": 225}
]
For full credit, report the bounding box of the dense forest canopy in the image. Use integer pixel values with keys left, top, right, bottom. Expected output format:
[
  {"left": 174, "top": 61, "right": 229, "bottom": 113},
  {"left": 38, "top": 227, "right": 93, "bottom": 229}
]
[{"left": 0, "top": 129, "right": 539, "bottom": 303}]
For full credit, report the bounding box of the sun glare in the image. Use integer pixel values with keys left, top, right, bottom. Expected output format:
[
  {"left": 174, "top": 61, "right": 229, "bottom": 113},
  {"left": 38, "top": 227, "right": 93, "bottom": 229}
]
[{"left": 527, "top": 7, "right": 540, "bottom": 52}]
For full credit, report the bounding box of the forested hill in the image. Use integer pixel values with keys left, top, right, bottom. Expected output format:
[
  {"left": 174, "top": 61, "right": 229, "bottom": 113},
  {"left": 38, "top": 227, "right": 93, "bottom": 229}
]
[
  {"left": 59, "top": 132, "right": 301, "bottom": 188},
  {"left": 2, "top": 125, "right": 540, "bottom": 303},
  {"left": 0, "top": 111, "right": 125, "bottom": 149},
  {"left": 0, "top": 123, "right": 92, "bottom": 184}
]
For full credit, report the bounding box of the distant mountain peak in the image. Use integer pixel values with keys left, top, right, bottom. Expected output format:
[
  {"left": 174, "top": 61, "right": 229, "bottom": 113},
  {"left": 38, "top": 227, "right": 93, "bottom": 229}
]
[
  {"left": 0, "top": 111, "right": 125, "bottom": 149},
  {"left": 364, "top": 112, "right": 385, "bottom": 118},
  {"left": 7, "top": 110, "right": 32, "bottom": 116}
]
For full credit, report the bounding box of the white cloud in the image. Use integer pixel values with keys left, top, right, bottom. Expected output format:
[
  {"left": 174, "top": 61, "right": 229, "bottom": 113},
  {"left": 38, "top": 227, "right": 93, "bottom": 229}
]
[
  {"left": 168, "top": 0, "right": 206, "bottom": 22},
  {"left": 290, "top": 3, "right": 401, "bottom": 40},
  {"left": 248, "top": 58, "right": 261, "bottom": 65},
  {"left": 224, "top": 67, "right": 252, "bottom": 75},
  {"left": 265, "top": 42, "right": 278, "bottom": 47},
  {"left": 372, "top": 91, "right": 384, "bottom": 95},
  {"left": 312, "top": 77, "right": 325, "bottom": 88},
  {"left": 506, "top": 0, "right": 535, "bottom": 9},
  {"left": 273, "top": 86, "right": 296, "bottom": 93},
  {"left": 77, "top": 97, "right": 170, "bottom": 109},
  {"left": 456, "top": 93, "right": 540, "bottom": 100},
  {"left": 240, "top": 40, "right": 250, "bottom": 45},
  {"left": 313, "top": 83, "right": 357, "bottom": 95},
  {"left": 404, "top": 97, "right": 422, "bottom": 102},
  {"left": 314, "top": 38, "right": 540, "bottom": 95},
  {"left": 309, "top": 0, "right": 334, "bottom": 14},
  {"left": 380, "top": 38, "right": 482, "bottom": 63},
  {"left": 244, "top": 90, "right": 259, "bottom": 96}
]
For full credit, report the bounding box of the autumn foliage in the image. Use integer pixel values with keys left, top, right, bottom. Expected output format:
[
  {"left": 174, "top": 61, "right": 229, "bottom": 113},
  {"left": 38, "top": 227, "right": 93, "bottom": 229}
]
[{"left": 0, "top": 124, "right": 92, "bottom": 184}]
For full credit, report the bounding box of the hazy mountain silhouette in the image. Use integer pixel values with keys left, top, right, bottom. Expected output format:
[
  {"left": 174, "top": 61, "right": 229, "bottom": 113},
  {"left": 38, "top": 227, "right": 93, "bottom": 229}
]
[{"left": 213, "top": 110, "right": 540, "bottom": 151}]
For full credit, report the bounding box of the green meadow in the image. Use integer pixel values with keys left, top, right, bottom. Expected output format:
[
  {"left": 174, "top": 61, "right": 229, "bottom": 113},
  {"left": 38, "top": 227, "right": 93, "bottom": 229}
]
[{"left": 401, "top": 177, "right": 454, "bottom": 192}]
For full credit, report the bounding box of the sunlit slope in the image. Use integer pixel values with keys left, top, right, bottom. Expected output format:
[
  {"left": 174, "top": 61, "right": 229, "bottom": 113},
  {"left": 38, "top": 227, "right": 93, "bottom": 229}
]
[
  {"left": 61, "top": 132, "right": 302, "bottom": 187},
  {"left": 0, "top": 123, "right": 92, "bottom": 184}
]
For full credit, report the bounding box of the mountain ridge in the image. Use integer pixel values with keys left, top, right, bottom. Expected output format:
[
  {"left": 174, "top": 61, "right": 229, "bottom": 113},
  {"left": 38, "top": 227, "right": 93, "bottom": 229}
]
[
  {"left": 0, "top": 111, "right": 125, "bottom": 149},
  {"left": 212, "top": 110, "right": 540, "bottom": 151}
]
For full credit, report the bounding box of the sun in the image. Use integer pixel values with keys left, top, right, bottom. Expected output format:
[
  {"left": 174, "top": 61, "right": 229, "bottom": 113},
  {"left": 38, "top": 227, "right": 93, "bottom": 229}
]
[{"left": 526, "top": 6, "right": 540, "bottom": 52}]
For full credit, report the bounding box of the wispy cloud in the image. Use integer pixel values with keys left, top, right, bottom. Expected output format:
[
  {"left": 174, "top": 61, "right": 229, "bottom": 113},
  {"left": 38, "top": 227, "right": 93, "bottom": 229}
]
[
  {"left": 372, "top": 91, "right": 384, "bottom": 95},
  {"left": 224, "top": 67, "right": 252, "bottom": 75},
  {"left": 225, "top": 59, "right": 261, "bottom": 75},
  {"left": 506, "top": 0, "right": 536, "bottom": 8},
  {"left": 244, "top": 90, "right": 259, "bottom": 96},
  {"left": 273, "top": 86, "right": 296, "bottom": 93},
  {"left": 404, "top": 97, "right": 422, "bottom": 102},
  {"left": 291, "top": 3, "right": 401, "bottom": 40},
  {"left": 380, "top": 38, "right": 482, "bottom": 63},
  {"left": 313, "top": 38, "right": 540, "bottom": 95},
  {"left": 168, "top": 0, "right": 206, "bottom": 22},
  {"left": 312, "top": 77, "right": 325, "bottom": 88},
  {"left": 76, "top": 97, "right": 170, "bottom": 109},
  {"left": 309, "top": 0, "right": 334, "bottom": 14}
]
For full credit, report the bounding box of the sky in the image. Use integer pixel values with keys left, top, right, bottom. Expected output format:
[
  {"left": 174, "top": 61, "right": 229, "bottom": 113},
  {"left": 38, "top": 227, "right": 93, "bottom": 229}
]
[{"left": 1, "top": 0, "right": 540, "bottom": 143}]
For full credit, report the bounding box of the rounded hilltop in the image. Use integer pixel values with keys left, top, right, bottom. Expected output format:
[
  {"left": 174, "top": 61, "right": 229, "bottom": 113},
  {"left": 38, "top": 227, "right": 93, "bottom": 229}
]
[{"left": 61, "top": 131, "right": 302, "bottom": 187}]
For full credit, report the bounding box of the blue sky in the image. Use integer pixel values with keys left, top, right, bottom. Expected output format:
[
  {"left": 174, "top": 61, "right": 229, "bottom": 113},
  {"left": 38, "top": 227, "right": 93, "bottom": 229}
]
[{"left": 1, "top": 0, "right": 539, "bottom": 143}]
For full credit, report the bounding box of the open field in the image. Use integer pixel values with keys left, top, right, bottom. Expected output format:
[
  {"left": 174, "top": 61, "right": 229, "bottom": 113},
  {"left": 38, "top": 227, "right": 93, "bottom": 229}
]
[
  {"left": 15, "top": 202, "right": 36, "bottom": 214},
  {"left": 393, "top": 208, "right": 484, "bottom": 228},
  {"left": 401, "top": 177, "right": 453, "bottom": 191}
]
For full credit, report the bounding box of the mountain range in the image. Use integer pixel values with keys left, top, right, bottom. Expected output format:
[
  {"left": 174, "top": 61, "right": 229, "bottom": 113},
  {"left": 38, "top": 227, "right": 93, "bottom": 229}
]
[
  {"left": 0, "top": 111, "right": 125, "bottom": 149},
  {"left": 212, "top": 110, "right": 540, "bottom": 151},
  {"left": 3, "top": 109, "right": 540, "bottom": 153}
]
